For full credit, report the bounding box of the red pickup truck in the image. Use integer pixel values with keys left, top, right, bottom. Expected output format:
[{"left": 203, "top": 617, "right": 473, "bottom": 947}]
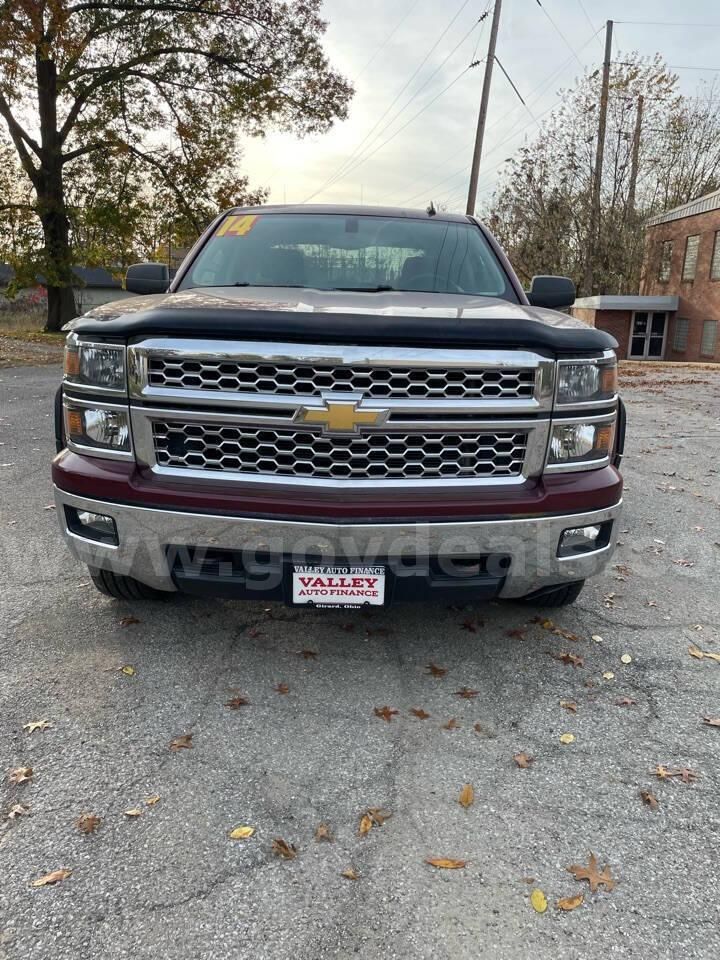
[{"left": 53, "top": 205, "right": 624, "bottom": 609}]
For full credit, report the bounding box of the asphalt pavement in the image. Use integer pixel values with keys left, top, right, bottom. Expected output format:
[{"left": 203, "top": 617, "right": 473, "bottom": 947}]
[{"left": 1, "top": 362, "right": 719, "bottom": 960}]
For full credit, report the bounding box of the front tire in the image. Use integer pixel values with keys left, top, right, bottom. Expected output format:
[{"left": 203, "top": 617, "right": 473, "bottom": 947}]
[
  {"left": 89, "top": 567, "right": 166, "bottom": 602},
  {"left": 518, "top": 580, "right": 585, "bottom": 608}
]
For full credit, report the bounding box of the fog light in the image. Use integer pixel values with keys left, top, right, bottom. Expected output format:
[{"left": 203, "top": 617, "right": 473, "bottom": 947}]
[
  {"left": 558, "top": 523, "right": 611, "bottom": 558},
  {"left": 65, "top": 507, "right": 118, "bottom": 544}
]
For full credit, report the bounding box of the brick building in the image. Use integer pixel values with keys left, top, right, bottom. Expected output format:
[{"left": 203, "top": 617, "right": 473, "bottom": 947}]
[{"left": 572, "top": 189, "right": 720, "bottom": 363}]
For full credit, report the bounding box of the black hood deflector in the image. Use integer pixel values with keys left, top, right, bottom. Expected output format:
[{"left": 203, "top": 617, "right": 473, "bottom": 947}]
[{"left": 71, "top": 308, "right": 617, "bottom": 356}]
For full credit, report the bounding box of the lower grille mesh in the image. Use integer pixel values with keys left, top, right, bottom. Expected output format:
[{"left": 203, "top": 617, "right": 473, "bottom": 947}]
[{"left": 151, "top": 421, "right": 527, "bottom": 480}]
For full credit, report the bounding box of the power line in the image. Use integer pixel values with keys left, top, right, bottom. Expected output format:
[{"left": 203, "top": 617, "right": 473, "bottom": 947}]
[
  {"left": 534, "top": 0, "right": 585, "bottom": 68},
  {"left": 303, "top": 0, "right": 480, "bottom": 201},
  {"left": 614, "top": 60, "right": 720, "bottom": 73},
  {"left": 576, "top": 0, "right": 603, "bottom": 47},
  {"left": 350, "top": 0, "right": 422, "bottom": 83},
  {"left": 614, "top": 20, "right": 720, "bottom": 28}
]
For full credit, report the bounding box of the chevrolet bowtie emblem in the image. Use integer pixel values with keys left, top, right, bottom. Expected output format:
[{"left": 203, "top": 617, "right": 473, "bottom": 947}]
[{"left": 296, "top": 397, "right": 390, "bottom": 434}]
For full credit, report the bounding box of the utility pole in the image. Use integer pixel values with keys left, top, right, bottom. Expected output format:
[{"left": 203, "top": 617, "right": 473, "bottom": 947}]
[
  {"left": 627, "top": 94, "right": 644, "bottom": 216},
  {"left": 584, "top": 18, "right": 613, "bottom": 295},
  {"left": 466, "top": 0, "right": 502, "bottom": 215}
]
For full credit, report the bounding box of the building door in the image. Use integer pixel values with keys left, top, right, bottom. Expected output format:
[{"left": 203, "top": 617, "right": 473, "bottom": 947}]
[{"left": 629, "top": 312, "right": 667, "bottom": 359}]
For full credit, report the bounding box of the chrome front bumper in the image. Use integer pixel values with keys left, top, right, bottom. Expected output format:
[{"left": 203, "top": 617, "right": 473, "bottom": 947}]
[{"left": 54, "top": 487, "right": 622, "bottom": 600}]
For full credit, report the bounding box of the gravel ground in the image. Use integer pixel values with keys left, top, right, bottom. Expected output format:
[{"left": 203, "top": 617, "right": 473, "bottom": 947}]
[{"left": 0, "top": 362, "right": 719, "bottom": 960}]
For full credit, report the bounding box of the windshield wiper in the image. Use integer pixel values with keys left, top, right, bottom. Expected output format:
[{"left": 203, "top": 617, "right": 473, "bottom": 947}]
[{"left": 331, "top": 284, "right": 397, "bottom": 293}]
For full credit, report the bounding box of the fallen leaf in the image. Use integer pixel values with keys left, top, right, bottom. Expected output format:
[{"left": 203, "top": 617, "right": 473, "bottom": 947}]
[
  {"left": 341, "top": 867, "right": 359, "bottom": 880},
  {"left": 443, "top": 718, "right": 459, "bottom": 730},
  {"left": 410, "top": 708, "right": 431, "bottom": 720},
  {"left": 225, "top": 695, "right": 250, "bottom": 709},
  {"left": 559, "top": 733, "right": 575, "bottom": 744},
  {"left": 359, "top": 814, "right": 373, "bottom": 836},
  {"left": 314, "top": 823, "right": 333, "bottom": 842},
  {"left": 473, "top": 722, "right": 483, "bottom": 733},
  {"left": 7, "top": 804, "right": 29, "bottom": 819},
  {"left": 229, "top": 825, "right": 255, "bottom": 840},
  {"left": 273, "top": 683, "right": 290, "bottom": 694},
  {"left": 23, "top": 720, "right": 51, "bottom": 734},
  {"left": 120, "top": 665, "right": 135, "bottom": 676},
  {"left": 702, "top": 716, "right": 720, "bottom": 727},
  {"left": 461, "top": 618, "right": 483, "bottom": 633},
  {"left": 426, "top": 662, "right": 447, "bottom": 677},
  {"left": 76, "top": 813, "right": 101, "bottom": 834},
  {"left": 615, "top": 696, "right": 637, "bottom": 706},
  {"left": 513, "top": 752, "right": 534, "bottom": 768},
  {"left": 567, "top": 853, "right": 615, "bottom": 893},
  {"left": 426, "top": 857, "right": 467, "bottom": 869},
  {"left": 124, "top": 808, "right": 142, "bottom": 817},
  {"left": 119, "top": 616, "right": 140, "bottom": 627},
  {"left": 359, "top": 807, "right": 392, "bottom": 836},
  {"left": 455, "top": 687, "right": 479, "bottom": 699},
  {"left": 374, "top": 706, "right": 399, "bottom": 722},
  {"left": 655, "top": 765, "right": 698, "bottom": 783},
  {"left": 506, "top": 628, "right": 527, "bottom": 639},
  {"left": 557, "top": 893, "right": 584, "bottom": 911},
  {"left": 688, "top": 644, "right": 720, "bottom": 663},
  {"left": 8, "top": 766, "right": 32, "bottom": 785},
  {"left": 530, "top": 888, "right": 548, "bottom": 913},
  {"left": 169, "top": 733, "right": 193, "bottom": 750},
  {"left": 271, "top": 838, "right": 297, "bottom": 860},
  {"left": 559, "top": 700, "right": 577, "bottom": 713},
  {"left": 297, "top": 649, "right": 317, "bottom": 659},
  {"left": 145, "top": 795, "right": 161, "bottom": 806},
  {"left": 32, "top": 869, "right": 71, "bottom": 887},
  {"left": 591, "top": 634, "right": 604, "bottom": 643},
  {"left": 555, "top": 652, "right": 583, "bottom": 668},
  {"left": 640, "top": 790, "right": 658, "bottom": 810},
  {"left": 602, "top": 671, "right": 615, "bottom": 681},
  {"left": 458, "top": 784, "right": 474, "bottom": 808},
  {"left": 620, "top": 654, "right": 633, "bottom": 665}
]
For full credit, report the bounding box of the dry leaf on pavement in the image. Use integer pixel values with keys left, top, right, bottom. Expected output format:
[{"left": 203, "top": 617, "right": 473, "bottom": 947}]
[
  {"left": 359, "top": 808, "right": 391, "bottom": 836},
  {"left": 410, "top": 708, "right": 431, "bottom": 720},
  {"left": 314, "top": 823, "right": 333, "bottom": 842},
  {"left": 640, "top": 790, "right": 659, "bottom": 810},
  {"left": 273, "top": 683, "right": 290, "bottom": 694},
  {"left": 615, "top": 697, "right": 637, "bottom": 707},
  {"left": 297, "top": 649, "right": 317, "bottom": 659},
  {"left": 458, "top": 784, "right": 474, "bottom": 808},
  {"left": 76, "top": 814, "right": 101, "bottom": 834},
  {"left": 8, "top": 766, "right": 32, "bottom": 785},
  {"left": 124, "top": 808, "right": 142, "bottom": 817},
  {"left": 620, "top": 654, "right": 633, "bottom": 664},
  {"left": 374, "top": 706, "right": 399, "bottom": 722},
  {"left": 271, "top": 838, "right": 297, "bottom": 860},
  {"left": 602, "top": 671, "right": 615, "bottom": 681},
  {"left": 169, "top": 733, "right": 193, "bottom": 750},
  {"left": 120, "top": 665, "right": 136, "bottom": 676},
  {"left": 229, "top": 826, "right": 255, "bottom": 840},
  {"left": 688, "top": 645, "right": 720, "bottom": 663},
  {"left": 225, "top": 696, "right": 250, "bottom": 709},
  {"left": 455, "top": 687, "right": 479, "bottom": 699},
  {"left": 119, "top": 616, "right": 141, "bottom": 627},
  {"left": 557, "top": 893, "right": 584, "bottom": 911},
  {"left": 559, "top": 733, "right": 575, "bottom": 744},
  {"left": 567, "top": 853, "right": 615, "bottom": 893},
  {"left": 145, "top": 795, "right": 161, "bottom": 806},
  {"left": 513, "top": 752, "right": 534, "bottom": 768},
  {"left": 23, "top": 720, "right": 51, "bottom": 734},
  {"left": 559, "top": 700, "right": 577, "bottom": 713},
  {"left": 31, "top": 869, "right": 71, "bottom": 888},
  {"left": 530, "top": 888, "right": 547, "bottom": 913},
  {"left": 506, "top": 628, "right": 527, "bottom": 639},
  {"left": 426, "top": 857, "right": 467, "bottom": 869},
  {"left": 426, "top": 662, "right": 447, "bottom": 677},
  {"left": 341, "top": 867, "right": 359, "bottom": 880},
  {"left": 7, "top": 804, "right": 29, "bottom": 819},
  {"left": 555, "top": 652, "right": 583, "bottom": 668},
  {"left": 655, "top": 765, "right": 698, "bottom": 783},
  {"left": 702, "top": 716, "right": 720, "bottom": 727},
  {"left": 443, "top": 718, "right": 459, "bottom": 730}
]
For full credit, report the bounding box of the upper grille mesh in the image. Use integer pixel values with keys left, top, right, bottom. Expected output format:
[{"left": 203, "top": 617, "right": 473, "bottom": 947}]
[
  {"left": 152, "top": 421, "right": 528, "bottom": 481},
  {"left": 148, "top": 358, "right": 536, "bottom": 400}
]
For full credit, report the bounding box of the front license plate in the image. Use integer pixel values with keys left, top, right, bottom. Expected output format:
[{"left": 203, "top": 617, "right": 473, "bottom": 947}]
[{"left": 292, "top": 565, "right": 386, "bottom": 608}]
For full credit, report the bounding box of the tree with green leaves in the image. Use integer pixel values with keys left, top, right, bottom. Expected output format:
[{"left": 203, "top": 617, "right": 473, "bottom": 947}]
[
  {"left": 486, "top": 54, "right": 720, "bottom": 296},
  {"left": 0, "top": 0, "right": 352, "bottom": 329}
]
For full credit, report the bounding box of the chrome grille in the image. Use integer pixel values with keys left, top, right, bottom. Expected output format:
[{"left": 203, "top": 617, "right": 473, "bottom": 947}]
[
  {"left": 147, "top": 357, "right": 536, "bottom": 400},
  {"left": 151, "top": 421, "right": 528, "bottom": 480}
]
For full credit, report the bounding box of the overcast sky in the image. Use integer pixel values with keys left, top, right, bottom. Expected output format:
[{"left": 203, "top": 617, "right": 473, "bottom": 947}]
[{"left": 240, "top": 0, "right": 720, "bottom": 212}]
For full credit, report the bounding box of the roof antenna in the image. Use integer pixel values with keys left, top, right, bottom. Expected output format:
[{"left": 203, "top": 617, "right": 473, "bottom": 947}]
[{"left": 426, "top": 200, "right": 437, "bottom": 216}]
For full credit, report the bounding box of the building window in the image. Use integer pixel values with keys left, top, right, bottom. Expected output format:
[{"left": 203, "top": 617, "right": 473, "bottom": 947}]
[
  {"left": 701, "top": 320, "right": 717, "bottom": 357},
  {"left": 711, "top": 231, "right": 720, "bottom": 280},
  {"left": 682, "top": 235, "right": 700, "bottom": 281},
  {"left": 673, "top": 318, "right": 689, "bottom": 351},
  {"left": 658, "top": 240, "right": 673, "bottom": 281}
]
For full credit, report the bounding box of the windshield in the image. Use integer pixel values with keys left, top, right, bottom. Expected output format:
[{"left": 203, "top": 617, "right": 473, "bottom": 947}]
[{"left": 179, "top": 213, "right": 517, "bottom": 300}]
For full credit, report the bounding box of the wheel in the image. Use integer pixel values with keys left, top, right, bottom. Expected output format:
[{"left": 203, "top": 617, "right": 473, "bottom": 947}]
[
  {"left": 89, "top": 567, "right": 166, "bottom": 601},
  {"left": 517, "top": 580, "right": 585, "bottom": 608}
]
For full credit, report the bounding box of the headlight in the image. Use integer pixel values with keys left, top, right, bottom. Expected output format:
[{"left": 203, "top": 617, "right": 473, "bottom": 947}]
[
  {"left": 64, "top": 334, "right": 125, "bottom": 392},
  {"left": 557, "top": 359, "right": 617, "bottom": 405},
  {"left": 547, "top": 420, "right": 615, "bottom": 469},
  {"left": 65, "top": 402, "right": 131, "bottom": 453}
]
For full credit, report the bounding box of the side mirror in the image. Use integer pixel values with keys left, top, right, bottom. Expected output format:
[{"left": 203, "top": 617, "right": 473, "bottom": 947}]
[
  {"left": 527, "top": 275, "right": 576, "bottom": 310},
  {"left": 125, "top": 263, "right": 170, "bottom": 295}
]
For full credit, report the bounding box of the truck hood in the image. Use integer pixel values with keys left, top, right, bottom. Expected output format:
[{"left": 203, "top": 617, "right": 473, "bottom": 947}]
[{"left": 76, "top": 285, "right": 589, "bottom": 331}]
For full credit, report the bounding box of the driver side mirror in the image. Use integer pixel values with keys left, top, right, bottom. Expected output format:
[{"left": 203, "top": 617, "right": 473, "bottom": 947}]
[
  {"left": 527, "top": 275, "right": 576, "bottom": 310},
  {"left": 125, "top": 263, "right": 170, "bottom": 295}
]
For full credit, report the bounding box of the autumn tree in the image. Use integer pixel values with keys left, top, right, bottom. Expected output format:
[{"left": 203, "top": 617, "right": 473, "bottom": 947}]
[
  {"left": 486, "top": 54, "right": 720, "bottom": 296},
  {"left": 0, "top": 1, "right": 352, "bottom": 329}
]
